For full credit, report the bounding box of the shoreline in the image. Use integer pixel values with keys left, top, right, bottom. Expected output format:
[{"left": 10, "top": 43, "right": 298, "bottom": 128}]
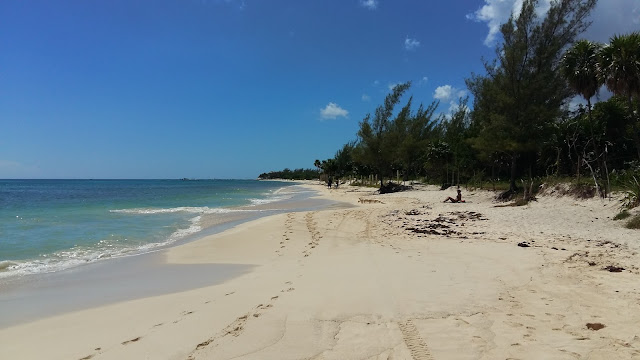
[
  {"left": 1, "top": 182, "right": 639, "bottom": 359},
  {"left": 0, "top": 180, "right": 310, "bottom": 283},
  {"left": 0, "top": 183, "right": 348, "bottom": 328}
]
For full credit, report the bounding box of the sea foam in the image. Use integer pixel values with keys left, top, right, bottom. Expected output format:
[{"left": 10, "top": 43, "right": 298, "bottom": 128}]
[
  {"left": 109, "top": 206, "right": 243, "bottom": 215},
  {"left": 0, "top": 214, "right": 206, "bottom": 280}
]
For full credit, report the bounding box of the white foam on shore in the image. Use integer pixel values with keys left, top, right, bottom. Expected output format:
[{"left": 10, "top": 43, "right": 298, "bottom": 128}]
[
  {"left": 0, "top": 214, "right": 206, "bottom": 280},
  {"left": 110, "top": 206, "right": 249, "bottom": 215},
  {"left": 249, "top": 196, "right": 288, "bottom": 205},
  {"left": 248, "top": 186, "right": 303, "bottom": 206},
  {"left": 0, "top": 260, "right": 18, "bottom": 271},
  {"left": 169, "top": 215, "right": 202, "bottom": 239}
]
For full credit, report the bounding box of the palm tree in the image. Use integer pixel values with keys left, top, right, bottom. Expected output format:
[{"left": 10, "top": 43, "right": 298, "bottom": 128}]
[
  {"left": 561, "top": 39, "right": 603, "bottom": 116},
  {"left": 313, "top": 159, "right": 322, "bottom": 182},
  {"left": 561, "top": 40, "right": 604, "bottom": 186},
  {"left": 599, "top": 32, "right": 640, "bottom": 159},
  {"left": 599, "top": 32, "right": 640, "bottom": 103}
]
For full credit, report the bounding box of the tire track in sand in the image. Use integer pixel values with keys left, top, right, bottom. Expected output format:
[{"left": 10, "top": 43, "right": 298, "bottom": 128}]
[{"left": 398, "top": 319, "right": 434, "bottom": 360}]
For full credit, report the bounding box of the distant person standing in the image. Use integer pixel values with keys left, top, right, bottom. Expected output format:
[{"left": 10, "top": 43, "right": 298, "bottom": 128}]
[{"left": 444, "top": 189, "right": 464, "bottom": 203}]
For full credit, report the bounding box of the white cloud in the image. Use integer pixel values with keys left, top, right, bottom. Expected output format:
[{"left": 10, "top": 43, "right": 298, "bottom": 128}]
[
  {"left": 362, "top": 94, "right": 371, "bottom": 102},
  {"left": 447, "top": 100, "right": 470, "bottom": 115},
  {"left": 320, "top": 102, "right": 349, "bottom": 119},
  {"left": 388, "top": 83, "right": 399, "bottom": 91},
  {"left": 467, "top": 0, "right": 552, "bottom": 46},
  {"left": 433, "top": 85, "right": 466, "bottom": 102},
  {"left": 360, "top": 0, "right": 378, "bottom": 10},
  {"left": 469, "top": 0, "right": 640, "bottom": 47},
  {"left": 404, "top": 37, "right": 420, "bottom": 51},
  {"left": 418, "top": 76, "right": 429, "bottom": 85},
  {"left": 433, "top": 85, "right": 453, "bottom": 101}
]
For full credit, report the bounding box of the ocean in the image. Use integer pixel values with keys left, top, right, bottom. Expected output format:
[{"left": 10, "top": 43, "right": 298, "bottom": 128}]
[{"left": 0, "top": 179, "right": 302, "bottom": 281}]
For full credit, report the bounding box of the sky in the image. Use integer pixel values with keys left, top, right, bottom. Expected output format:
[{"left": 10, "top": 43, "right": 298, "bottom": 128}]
[{"left": 1, "top": 0, "right": 639, "bottom": 179}]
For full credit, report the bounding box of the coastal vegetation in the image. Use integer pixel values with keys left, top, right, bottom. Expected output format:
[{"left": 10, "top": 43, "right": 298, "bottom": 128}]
[
  {"left": 311, "top": 0, "right": 640, "bottom": 206},
  {"left": 258, "top": 168, "right": 319, "bottom": 180}
]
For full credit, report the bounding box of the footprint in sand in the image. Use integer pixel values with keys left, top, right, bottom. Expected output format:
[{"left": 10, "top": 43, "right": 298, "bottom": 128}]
[
  {"left": 505, "top": 321, "right": 524, "bottom": 328},
  {"left": 121, "top": 337, "right": 141, "bottom": 345},
  {"left": 220, "top": 314, "right": 250, "bottom": 338}
]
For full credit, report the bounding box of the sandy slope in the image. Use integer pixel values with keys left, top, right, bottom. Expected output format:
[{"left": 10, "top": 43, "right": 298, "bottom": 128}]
[{"left": 1, "top": 182, "right": 640, "bottom": 360}]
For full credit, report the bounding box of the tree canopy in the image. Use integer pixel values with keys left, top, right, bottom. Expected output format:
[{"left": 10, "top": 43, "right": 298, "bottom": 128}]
[
  {"left": 262, "top": 0, "right": 640, "bottom": 200},
  {"left": 466, "top": 0, "right": 597, "bottom": 192}
]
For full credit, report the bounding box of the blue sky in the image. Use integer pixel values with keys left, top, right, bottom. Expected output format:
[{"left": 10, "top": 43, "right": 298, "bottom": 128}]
[{"left": 1, "top": 0, "right": 639, "bottom": 179}]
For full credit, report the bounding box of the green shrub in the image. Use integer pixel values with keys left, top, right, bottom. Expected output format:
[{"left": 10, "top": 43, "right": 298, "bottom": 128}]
[
  {"left": 614, "top": 210, "right": 631, "bottom": 221},
  {"left": 621, "top": 176, "right": 640, "bottom": 209},
  {"left": 625, "top": 215, "right": 640, "bottom": 229}
]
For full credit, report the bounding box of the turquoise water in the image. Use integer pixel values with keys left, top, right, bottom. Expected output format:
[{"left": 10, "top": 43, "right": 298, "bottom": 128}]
[{"left": 0, "top": 179, "right": 293, "bottom": 279}]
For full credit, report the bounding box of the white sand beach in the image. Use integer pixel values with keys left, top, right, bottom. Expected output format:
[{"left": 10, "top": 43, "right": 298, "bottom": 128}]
[{"left": 1, "top": 182, "right": 639, "bottom": 359}]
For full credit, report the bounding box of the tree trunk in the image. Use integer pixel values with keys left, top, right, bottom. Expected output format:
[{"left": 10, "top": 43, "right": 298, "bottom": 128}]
[
  {"left": 628, "top": 95, "right": 640, "bottom": 161},
  {"left": 509, "top": 155, "right": 518, "bottom": 192},
  {"left": 577, "top": 154, "right": 581, "bottom": 182},
  {"left": 603, "top": 145, "right": 610, "bottom": 198},
  {"left": 588, "top": 98, "right": 607, "bottom": 175},
  {"left": 555, "top": 147, "right": 561, "bottom": 175},
  {"left": 583, "top": 154, "right": 601, "bottom": 197},
  {"left": 491, "top": 164, "right": 496, "bottom": 191}
]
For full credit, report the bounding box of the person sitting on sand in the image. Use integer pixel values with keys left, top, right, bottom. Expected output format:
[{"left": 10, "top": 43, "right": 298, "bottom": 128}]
[{"left": 444, "top": 189, "right": 465, "bottom": 203}]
